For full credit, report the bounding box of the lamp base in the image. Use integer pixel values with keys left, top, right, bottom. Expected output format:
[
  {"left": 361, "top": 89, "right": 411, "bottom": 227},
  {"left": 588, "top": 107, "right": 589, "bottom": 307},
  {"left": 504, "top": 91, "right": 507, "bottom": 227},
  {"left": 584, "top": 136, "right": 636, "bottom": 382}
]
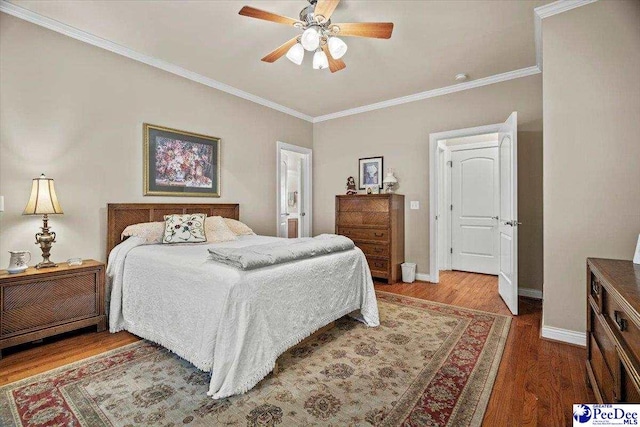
[
  {"left": 36, "top": 261, "right": 58, "bottom": 269},
  {"left": 35, "top": 214, "right": 58, "bottom": 269}
]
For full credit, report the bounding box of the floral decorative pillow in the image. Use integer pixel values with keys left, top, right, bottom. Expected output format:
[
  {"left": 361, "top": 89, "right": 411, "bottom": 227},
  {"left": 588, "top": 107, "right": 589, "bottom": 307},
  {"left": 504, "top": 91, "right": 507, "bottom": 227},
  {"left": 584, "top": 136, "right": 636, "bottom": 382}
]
[
  {"left": 204, "top": 216, "right": 238, "bottom": 243},
  {"left": 223, "top": 218, "right": 256, "bottom": 236},
  {"left": 163, "top": 214, "right": 207, "bottom": 244},
  {"left": 121, "top": 221, "right": 165, "bottom": 244}
]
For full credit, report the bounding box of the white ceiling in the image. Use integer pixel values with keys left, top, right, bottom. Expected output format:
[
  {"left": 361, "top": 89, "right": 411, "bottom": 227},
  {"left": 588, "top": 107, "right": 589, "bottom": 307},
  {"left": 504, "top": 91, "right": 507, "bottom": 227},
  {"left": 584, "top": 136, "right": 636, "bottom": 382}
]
[{"left": 8, "top": 0, "right": 550, "bottom": 117}]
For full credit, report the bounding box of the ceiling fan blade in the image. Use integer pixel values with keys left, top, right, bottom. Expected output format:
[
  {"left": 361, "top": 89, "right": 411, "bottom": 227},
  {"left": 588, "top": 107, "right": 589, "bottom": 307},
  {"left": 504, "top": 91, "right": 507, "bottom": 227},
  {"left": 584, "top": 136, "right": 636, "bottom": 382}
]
[
  {"left": 332, "top": 22, "right": 394, "bottom": 39},
  {"left": 314, "top": 0, "right": 340, "bottom": 22},
  {"left": 322, "top": 44, "right": 346, "bottom": 73},
  {"left": 239, "top": 6, "right": 299, "bottom": 26},
  {"left": 261, "top": 37, "right": 299, "bottom": 63}
]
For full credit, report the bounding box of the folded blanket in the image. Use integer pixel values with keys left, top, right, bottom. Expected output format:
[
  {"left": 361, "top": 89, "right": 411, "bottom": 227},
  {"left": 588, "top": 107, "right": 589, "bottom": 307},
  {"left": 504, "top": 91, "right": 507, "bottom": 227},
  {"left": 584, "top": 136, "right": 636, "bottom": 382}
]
[{"left": 207, "top": 234, "right": 355, "bottom": 270}]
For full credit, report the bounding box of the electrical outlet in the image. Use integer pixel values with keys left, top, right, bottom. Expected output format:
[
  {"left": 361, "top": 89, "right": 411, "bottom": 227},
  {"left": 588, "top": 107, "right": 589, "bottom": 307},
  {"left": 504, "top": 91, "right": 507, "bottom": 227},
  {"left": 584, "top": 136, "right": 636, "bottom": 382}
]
[{"left": 410, "top": 201, "right": 420, "bottom": 210}]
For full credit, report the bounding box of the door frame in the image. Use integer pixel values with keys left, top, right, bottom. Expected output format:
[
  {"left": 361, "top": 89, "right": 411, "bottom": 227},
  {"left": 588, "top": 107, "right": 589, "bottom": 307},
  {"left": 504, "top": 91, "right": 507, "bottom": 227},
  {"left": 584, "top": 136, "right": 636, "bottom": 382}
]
[
  {"left": 276, "top": 141, "right": 313, "bottom": 238},
  {"left": 439, "top": 140, "right": 499, "bottom": 272},
  {"left": 428, "top": 123, "right": 502, "bottom": 283}
]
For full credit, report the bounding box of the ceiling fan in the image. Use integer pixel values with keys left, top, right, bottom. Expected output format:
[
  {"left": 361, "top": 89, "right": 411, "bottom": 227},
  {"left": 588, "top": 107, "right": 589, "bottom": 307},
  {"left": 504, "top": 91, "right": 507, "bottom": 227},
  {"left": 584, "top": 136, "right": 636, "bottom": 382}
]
[{"left": 239, "top": 0, "right": 394, "bottom": 73}]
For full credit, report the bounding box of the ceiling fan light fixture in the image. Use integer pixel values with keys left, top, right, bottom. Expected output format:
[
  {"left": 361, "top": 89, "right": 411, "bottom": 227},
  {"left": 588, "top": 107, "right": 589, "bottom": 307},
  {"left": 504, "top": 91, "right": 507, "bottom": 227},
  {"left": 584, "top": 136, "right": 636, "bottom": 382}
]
[
  {"left": 286, "top": 42, "right": 305, "bottom": 65},
  {"left": 301, "top": 26, "right": 321, "bottom": 51},
  {"left": 312, "top": 49, "right": 329, "bottom": 70},
  {"left": 327, "top": 36, "right": 347, "bottom": 59}
]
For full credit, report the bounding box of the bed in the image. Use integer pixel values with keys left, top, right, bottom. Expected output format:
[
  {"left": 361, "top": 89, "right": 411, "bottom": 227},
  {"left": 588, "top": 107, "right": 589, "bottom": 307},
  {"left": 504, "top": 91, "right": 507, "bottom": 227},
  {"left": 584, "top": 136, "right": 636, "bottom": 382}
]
[{"left": 105, "top": 203, "right": 379, "bottom": 399}]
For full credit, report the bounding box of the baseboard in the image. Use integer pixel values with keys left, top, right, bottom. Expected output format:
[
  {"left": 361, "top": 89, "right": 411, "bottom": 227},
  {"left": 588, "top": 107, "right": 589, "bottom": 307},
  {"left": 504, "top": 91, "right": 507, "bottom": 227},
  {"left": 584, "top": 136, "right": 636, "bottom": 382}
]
[
  {"left": 541, "top": 325, "right": 586, "bottom": 347},
  {"left": 518, "top": 287, "right": 543, "bottom": 300},
  {"left": 415, "top": 273, "right": 432, "bottom": 282}
]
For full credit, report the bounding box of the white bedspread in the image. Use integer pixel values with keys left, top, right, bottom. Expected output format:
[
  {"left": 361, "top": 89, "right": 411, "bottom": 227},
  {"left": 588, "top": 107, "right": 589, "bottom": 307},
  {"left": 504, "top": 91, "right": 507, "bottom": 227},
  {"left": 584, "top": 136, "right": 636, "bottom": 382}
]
[{"left": 106, "top": 235, "right": 379, "bottom": 399}]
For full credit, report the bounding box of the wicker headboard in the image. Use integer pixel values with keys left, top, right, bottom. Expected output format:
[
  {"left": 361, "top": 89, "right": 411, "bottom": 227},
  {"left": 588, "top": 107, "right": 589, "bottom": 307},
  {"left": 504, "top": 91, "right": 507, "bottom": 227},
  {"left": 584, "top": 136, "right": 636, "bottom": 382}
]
[{"left": 106, "top": 203, "right": 240, "bottom": 255}]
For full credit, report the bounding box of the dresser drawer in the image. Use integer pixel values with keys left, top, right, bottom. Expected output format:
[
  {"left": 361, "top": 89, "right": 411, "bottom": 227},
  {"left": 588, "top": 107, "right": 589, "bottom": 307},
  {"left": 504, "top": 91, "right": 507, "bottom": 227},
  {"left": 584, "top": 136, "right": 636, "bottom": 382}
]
[
  {"left": 592, "top": 308, "right": 618, "bottom": 376},
  {"left": 603, "top": 293, "right": 640, "bottom": 366},
  {"left": 355, "top": 242, "right": 389, "bottom": 258},
  {"left": 367, "top": 258, "right": 389, "bottom": 274},
  {"left": 621, "top": 359, "right": 640, "bottom": 402},
  {"left": 338, "top": 227, "right": 389, "bottom": 242},
  {"left": 337, "top": 197, "right": 389, "bottom": 213},
  {"left": 337, "top": 212, "right": 389, "bottom": 227},
  {"left": 589, "top": 333, "right": 617, "bottom": 402},
  {"left": 1, "top": 272, "right": 98, "bottom": 337}
]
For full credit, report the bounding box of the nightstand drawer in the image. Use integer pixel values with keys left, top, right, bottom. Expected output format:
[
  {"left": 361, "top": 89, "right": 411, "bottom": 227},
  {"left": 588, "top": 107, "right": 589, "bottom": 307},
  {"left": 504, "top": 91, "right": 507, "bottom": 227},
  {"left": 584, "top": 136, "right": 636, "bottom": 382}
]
[{"left": 2, "top": 272, "right": 98, "bottom": 337}]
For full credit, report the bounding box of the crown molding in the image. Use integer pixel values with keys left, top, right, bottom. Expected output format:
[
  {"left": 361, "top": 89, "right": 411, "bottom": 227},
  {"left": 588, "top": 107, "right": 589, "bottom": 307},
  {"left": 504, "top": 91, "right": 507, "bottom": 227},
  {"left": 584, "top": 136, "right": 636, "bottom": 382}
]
[
  {"left": 1, "top": 0, "right": 598, "bottom": 124},
  {"left": 534, "top": 0, "right": 598, "bottom": 70},
  {"left": 0, "top": 0, "right": 314, "bottom": 123},
  {"left": 312, "top": 66, "right": 541, "bottom": 123}
]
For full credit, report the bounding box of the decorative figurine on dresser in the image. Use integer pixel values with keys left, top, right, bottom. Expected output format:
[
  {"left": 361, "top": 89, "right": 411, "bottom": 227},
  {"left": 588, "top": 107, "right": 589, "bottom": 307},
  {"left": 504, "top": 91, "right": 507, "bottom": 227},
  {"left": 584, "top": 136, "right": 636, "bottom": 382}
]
[
  {"left": 345, "top": 176, "right": 358, "bottom": 195},
  {"left": 586, "top": 258, "right": 640, "bottom": 403},
  {"left": 336, "top": 193, "right": 405, "bottom": 283}
]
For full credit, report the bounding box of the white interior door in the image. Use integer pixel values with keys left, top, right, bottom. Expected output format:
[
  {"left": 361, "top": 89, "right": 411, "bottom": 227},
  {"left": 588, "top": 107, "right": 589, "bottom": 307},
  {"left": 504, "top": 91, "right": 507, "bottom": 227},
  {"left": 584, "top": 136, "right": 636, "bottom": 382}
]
[
  {"left": 451, "top": 147, "right": 500, "bottom": 275},
  {"left": 276, "top": 142, "right": 313, "bottom": 239},
  {"left": 297, "top": 157, "right": 304, "bottom": 237},
  {"left": 498, "top": 112, "right": 518, "bottom": 315},
  {"left": 278, "top": 157, "right": 289, "bottom": 237}
]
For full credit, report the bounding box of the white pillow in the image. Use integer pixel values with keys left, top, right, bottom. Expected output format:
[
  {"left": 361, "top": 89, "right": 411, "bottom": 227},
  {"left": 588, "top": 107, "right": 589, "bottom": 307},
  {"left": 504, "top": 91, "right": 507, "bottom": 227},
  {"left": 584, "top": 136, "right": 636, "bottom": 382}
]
[
  {"left": 205, "top": 216, "right": 238, "bottom": 243},
  {"left": 163, "top": 214, "right": 207, "bottom": 244},
  {"left": 121, "top": 221, "right": 165, "bottom": 244},
  {"left": 223, "top": 218, "right": 256, "bottom": 236}
]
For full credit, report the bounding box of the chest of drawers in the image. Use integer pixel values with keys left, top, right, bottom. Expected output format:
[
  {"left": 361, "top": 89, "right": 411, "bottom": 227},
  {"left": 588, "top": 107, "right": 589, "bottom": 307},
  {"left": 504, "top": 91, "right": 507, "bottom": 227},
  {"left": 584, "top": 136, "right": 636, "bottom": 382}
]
[
  {"left": 336, "top": 194, "right": 405, "bottom": 282},
  {"left": 586, "top": 258, "right": 640, "bottom": 403}
]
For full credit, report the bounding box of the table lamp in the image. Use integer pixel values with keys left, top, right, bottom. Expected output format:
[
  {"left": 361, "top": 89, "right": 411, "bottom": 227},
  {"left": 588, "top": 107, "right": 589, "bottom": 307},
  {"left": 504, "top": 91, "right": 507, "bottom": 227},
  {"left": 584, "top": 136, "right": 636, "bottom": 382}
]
[
  {"left": 23, "top": 174, "right": 63, "bottom": 268},
  {"left": 383, "top": 171, "right": 398, "bottom": 193}
]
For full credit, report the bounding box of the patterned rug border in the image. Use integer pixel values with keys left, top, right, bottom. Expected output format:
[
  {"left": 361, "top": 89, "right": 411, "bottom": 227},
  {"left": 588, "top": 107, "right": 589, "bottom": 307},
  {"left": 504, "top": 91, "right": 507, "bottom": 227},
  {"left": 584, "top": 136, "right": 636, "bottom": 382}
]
[
  {"left": 375, "top": 289, "right": 514, "bottom": 321},
  {"left": 375, "top": 290, "right": 512, "bottom": 426}
]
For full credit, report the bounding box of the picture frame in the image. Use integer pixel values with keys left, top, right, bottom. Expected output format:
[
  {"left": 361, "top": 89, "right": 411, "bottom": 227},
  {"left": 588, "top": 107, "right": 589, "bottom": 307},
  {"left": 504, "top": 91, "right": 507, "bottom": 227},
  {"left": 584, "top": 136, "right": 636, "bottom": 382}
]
[
  {"left": 359, "top": 156, "right": 384, "bottom": 189},
  {"left": 143, "top": 123, "right": 221, "bottom": 197}
]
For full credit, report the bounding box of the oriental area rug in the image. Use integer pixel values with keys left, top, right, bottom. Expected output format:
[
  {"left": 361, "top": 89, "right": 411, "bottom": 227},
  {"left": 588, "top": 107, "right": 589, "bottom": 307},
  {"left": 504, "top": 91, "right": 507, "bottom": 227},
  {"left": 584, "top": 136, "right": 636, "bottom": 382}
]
[{"left": 0, "top": 292, "right": 510, "bottom": 427}]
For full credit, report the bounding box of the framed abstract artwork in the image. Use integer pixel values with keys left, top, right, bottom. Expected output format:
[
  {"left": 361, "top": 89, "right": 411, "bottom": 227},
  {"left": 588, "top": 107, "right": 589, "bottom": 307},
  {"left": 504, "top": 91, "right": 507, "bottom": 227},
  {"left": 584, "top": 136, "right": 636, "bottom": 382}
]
[
  {"left": 143, "top": 123, "right": 221, "bottom": 197},
  {"left": 358, "top": 156, "right": 384, "bottom": 189}
]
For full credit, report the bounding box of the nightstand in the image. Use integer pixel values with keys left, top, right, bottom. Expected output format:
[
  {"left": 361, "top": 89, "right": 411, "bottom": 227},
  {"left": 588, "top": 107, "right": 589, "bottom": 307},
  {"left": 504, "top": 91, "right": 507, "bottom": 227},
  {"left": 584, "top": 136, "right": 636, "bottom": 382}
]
[{"left": 0, "top": 260, "right": 106, "bottom": 359}]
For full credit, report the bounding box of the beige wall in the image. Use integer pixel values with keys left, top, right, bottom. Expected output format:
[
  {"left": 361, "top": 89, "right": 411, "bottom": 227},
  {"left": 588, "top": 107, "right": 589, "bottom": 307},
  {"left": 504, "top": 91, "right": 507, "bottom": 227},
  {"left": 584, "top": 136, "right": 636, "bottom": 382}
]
[
  {"left": 542, "top": 1, "right": 640, "bottom": 333},
  {"left": 313, "top": 75, "right": 544, "bottom": 291},
  {"left": 0, "top": 15, "right": 313, "bottom": 267}
]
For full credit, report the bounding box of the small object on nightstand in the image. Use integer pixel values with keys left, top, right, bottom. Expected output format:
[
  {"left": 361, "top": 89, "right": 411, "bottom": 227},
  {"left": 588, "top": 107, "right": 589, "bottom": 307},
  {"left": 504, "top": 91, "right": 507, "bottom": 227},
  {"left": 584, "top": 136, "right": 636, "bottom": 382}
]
[
  {"left": 6, "top": 250, "right": 31, "bottom": 274},
  {"left": 67, "top": 257, "right": 83, "bottom": 266},
  {"left": 22, "top": 174, "right": 64, "bottom": 269}
]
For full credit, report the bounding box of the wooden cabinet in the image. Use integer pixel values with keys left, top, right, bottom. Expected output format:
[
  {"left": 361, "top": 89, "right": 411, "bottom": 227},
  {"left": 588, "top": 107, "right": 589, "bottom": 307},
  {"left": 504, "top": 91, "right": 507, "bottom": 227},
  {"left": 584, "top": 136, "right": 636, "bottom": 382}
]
[
  {"left": 0, "top": 260, "right": 106, "bottom": 358},
  {"left": 336, "top": 194, "right": 405, "bottom": 282},
  {"left": 586, "top": 258, "right": 640, "bottom": 403}
]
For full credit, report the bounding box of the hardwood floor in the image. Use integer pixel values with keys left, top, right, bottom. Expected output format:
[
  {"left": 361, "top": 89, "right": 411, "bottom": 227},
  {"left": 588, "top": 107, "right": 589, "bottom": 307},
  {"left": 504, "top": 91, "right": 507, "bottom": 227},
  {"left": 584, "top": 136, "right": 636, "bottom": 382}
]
[{"left": 0, "top": 270, "right": 593, "bottom": 426}]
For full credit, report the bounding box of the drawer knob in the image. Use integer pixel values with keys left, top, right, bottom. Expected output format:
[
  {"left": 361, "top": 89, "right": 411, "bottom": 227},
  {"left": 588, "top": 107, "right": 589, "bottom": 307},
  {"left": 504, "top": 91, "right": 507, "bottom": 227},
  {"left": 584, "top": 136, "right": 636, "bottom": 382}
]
[
  {"left": 374, "top": 232, "right": 384, "bottom": 237},
  {"left": 614, "top": 310, "right": 627, "bottom": 332},
  {"left": 591, "top": 280, "right": 600, "bottom": 295}
]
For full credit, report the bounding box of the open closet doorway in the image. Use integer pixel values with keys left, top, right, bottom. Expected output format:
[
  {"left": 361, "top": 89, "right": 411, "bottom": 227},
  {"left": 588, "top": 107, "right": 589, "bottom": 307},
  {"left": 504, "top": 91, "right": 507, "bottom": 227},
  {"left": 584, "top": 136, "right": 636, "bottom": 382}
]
[
  {"left": 429, "top": 113, "right": 519, "bottom": 315},
  {"left": 276, "top": 142, "right": 312, "bottom": 238}
]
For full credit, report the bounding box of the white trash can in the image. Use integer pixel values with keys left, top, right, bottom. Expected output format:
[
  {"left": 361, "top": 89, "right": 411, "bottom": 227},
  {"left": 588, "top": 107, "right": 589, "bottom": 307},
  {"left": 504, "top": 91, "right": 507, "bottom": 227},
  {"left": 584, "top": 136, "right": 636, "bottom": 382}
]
[{"left": 401, "top": 262, "right": 417, "bottom": 283}]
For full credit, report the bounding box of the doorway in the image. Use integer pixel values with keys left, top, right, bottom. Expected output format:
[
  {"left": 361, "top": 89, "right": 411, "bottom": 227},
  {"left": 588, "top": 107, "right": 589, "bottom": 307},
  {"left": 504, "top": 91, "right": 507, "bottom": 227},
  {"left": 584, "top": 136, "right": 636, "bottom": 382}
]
[
  {"left": 441, "top": 135, "right": 500, "bottom": 275},
  {"left": 276, "top": 142, "right": 312, "bottom": 238},
  {"left": 429, "top": 113, "right": 519, "bottom": 314}
]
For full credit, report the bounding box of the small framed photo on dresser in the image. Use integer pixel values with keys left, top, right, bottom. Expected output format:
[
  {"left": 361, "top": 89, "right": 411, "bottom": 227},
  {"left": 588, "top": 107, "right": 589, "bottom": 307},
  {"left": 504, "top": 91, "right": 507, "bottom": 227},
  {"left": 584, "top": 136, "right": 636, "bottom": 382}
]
[
  {"left": 359, "top": 156, "right": 384, "bottom": 190},
  {"left": 144, "top": 123, "right": 221, "bottom": 197}
]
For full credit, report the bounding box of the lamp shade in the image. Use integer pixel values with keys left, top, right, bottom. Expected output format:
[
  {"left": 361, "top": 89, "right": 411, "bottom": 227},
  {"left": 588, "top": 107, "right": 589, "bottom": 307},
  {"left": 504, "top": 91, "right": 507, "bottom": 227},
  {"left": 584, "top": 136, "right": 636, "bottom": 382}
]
[
  {"left": 383, "top": 172, "right": 398, "bottom": 184},
  {"left": 301, "top": 26, "right": 320, "bottom": 51},
  {"left": 286, "top": 42, "right": 304, "bottom": 65},
  {"left": 23, "top": 174, "right": 63, "bottom": 215},
  {"left": 313, "top": 49, "right": 329, "bottom": 70},
  {"left": 328, "top": 36, "right": 348, "bottom": 59}
]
